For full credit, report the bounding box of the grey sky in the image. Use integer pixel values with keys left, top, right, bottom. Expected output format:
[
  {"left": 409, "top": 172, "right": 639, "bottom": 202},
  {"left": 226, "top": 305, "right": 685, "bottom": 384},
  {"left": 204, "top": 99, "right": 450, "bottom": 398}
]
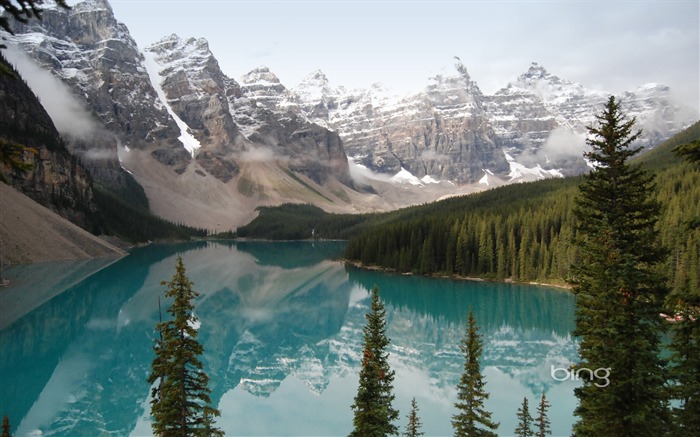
[{"left": 106, "top": 0, "right": 699, "bottom": 111}]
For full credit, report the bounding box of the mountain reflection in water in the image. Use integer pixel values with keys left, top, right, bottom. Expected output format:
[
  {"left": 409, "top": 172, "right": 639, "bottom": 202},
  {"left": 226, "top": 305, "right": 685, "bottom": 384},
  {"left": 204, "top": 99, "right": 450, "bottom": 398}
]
[{"left": 0, "top": 241, "right": 578, "bottom": 436}]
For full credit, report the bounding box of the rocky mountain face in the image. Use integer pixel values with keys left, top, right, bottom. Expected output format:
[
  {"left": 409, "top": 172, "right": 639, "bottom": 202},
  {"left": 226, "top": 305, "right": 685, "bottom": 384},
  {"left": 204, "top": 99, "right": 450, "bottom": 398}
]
[
  {"left": 291, "top": 60, "right": 697, "bottom": 181},
  {"left": 1, "top": 0, "right": 696, "bottom": 230},
  {"left": 143, "top": 35, "right": 352, "bottom": 186},
  {"left": 2, "top": 0, "right": 186, "bottom": 188},
  {"left": 485, "top": 63, "right": 698, "bottom": 172},
  {"left": 290, "top": 61, "right": 510, "bottom": 183},
  {"left": 143, "top": 34, "right": 242, "bottom": 182},
  {"left": 0, "top": 53, "right": 97, "bottom": 230},
  {"left": 3, "top": 2, "right": 353, "bottom": 212},
  {"left": 230, "top": 66, "right": 351, "bottom": 185}
]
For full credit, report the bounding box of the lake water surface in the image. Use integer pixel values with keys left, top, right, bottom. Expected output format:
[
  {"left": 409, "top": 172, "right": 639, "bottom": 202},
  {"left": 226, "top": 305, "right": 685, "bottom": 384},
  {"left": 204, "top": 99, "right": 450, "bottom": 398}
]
[{"left": 0, "top": 241, "right": 580, "bottom": 436}]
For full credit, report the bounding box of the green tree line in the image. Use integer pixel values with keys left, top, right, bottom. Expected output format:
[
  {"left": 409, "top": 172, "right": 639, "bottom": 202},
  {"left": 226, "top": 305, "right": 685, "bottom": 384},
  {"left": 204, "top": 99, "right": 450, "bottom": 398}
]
[
  {"left": 92, "top": 182, "right": 208, "bottom": 243},
  {"left": 235, "top": 203, "right": 372, "bottom": 240},
  {"left": 239, "top": 123, "right": 698, "bottom": 297},
  {"left": 344, "top": 121, "right": 700, "bottom": 296}
]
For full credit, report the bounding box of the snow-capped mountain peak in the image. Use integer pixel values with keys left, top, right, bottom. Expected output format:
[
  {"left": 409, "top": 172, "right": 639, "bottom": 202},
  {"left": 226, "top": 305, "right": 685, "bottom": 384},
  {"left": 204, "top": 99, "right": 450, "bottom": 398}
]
[
  {"left": 292, "top": 69, "right": 338, "bottom": 103},
  {"left": 299, "top": 69, "right": 330, "bottom": 88},
  {"left": 518, "top": 62, "right": 558, "bottom": 84},
  {"left": 425, "top": 56, "right": 483, "bottom": 101},
  {"left": 4, "top": 1, "right": 697, "bottom": 230},
  {"left": 71, "top": 0, "right": 113, "bottom": 13},
  {"left": 148, "top": 34, "right": 212, "bottom": 64},
  {"left": 241, "top": 66, "right": 284, "bottom": 86},
  {"left": 509, "top": 62, "right": 598, "bottom": 105}
]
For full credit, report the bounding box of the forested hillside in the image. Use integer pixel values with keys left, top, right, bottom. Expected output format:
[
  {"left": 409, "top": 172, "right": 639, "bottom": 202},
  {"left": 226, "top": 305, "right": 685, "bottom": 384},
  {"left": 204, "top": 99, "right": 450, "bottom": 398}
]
[{"left": 344, "top": 121, "right": 700, "bottom": 295}]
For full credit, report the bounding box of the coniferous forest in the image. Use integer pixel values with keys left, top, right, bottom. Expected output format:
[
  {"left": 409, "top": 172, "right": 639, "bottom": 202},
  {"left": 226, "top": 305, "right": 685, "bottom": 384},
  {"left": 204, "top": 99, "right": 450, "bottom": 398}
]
[
  {"left": 241, "top": 120, "right": 699, "bottom": 297},
  {"left": 238, "top": 104, "right": 700, "bottom": 436},
  {"left": 343, "top": 121, "right": 700, "bottom": 297},
  {"left": 2, "top": 3, "right": 698, "bottom": 436}
]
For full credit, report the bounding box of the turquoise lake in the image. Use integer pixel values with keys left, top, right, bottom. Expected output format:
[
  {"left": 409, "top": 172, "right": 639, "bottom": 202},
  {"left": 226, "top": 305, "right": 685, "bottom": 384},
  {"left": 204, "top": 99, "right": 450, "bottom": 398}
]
[{"left": 0, "top": 241, "right": 580, "bottom": 436}]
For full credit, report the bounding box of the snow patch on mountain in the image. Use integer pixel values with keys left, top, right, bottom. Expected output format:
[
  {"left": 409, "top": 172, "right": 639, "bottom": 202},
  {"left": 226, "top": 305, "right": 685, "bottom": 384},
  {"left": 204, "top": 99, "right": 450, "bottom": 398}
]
[
  {"left": 391, "top": 168, "right": 425, "bottom": 186},
  {"left": 142, "top": 51, "right": 201, "bottom": 157},
  {"left": 421, "top": 175, "right": 441, "bottom": 184},
  {"left": 479, "top": 169, "right": 495, "bottom": 186},
  {"left": 505, "top": 152, "right": 564, "bottom": 181}
]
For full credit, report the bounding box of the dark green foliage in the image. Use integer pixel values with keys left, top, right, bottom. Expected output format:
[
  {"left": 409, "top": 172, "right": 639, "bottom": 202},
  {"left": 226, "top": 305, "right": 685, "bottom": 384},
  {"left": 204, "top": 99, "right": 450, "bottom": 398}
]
[
  {"left": 403, "top": 398, "right": 424, "bottom": 437},
  {"left": 237, "top": 203, "right": 371, "bottom": 240},
  {"left": 667, "top": 309, "right": 700, "bottom": 436},
  {"left": 570, "top": 96, "right": 669, "bottom": 436},
  {"left": 0, "top": 53, "right": 66, "bottom": 154},
  {"left": 633, "top": 121, "right": 700, "bottom": 171},
  {"left": 345, "top": 177, "right": 579, "bottom": 284},
  {"left": 350, "top": 286, "right": 399, "bottom": 437},
  {"left": 1, "top": 416, "right": 11, "bottom": 437},
  {"left": 674, "top": 139, "right": 700, "bottom": 164},
  {"left": 665, "top": 136, "right": 700, "bottom": 436},
  {"left": 0, "top": 139, "right": 33, "bottom": 174},
  {"left": 148, "top": 256, "right": 222, "bottom": 436},
  {"left": 514, "top": 397, "right": 533, "bottom": 437},
  {"left": 535, "top": 392, "right": 551, "bottom": 437},
  {"left": 452, "top": 309, "right": 498, "bottom": 437},
  {"left": 93, "top": 183, "right": 207, "bottom": 243},
  {"left": 0, "top": 115, "right": 65, "bottom": 152},
  {"left": 342, "top": 122, "right": 700, "bottom": 297}
]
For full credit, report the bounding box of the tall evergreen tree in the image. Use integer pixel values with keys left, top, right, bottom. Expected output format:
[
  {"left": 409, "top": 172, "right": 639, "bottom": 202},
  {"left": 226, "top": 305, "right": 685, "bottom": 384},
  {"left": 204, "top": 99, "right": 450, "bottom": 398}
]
[
  {"left": 403, "top": 398, "right": 424, "bottom": 437},
  {"left": 1, "top": 416, "right": 11, "bottom": 437},
  {"left": 148, "top": 256, "right": 223, "bottom": 437},
  {"left": 350, "top": 286, "right": 399, "bottom": 437},
  {"left": 666, "top": 141, "right": 700, "bottom": 436},
  {"left": 570, "top": 96, "right": 669, "bottom": 436},
  {"left": 452, "top": 308, "right": 498, "bottom": 437},
  {"left": 668, "top": 308, "right": 700, "bottom": 436},
  {"left": 514, "top": 397, "right": 534, "bottom": 437},
  {"left": 674, "top": 138, "right": 700, "bottom": 164},
  {"left": 534, "top": 392, "right": 551, "bottom": 437}
]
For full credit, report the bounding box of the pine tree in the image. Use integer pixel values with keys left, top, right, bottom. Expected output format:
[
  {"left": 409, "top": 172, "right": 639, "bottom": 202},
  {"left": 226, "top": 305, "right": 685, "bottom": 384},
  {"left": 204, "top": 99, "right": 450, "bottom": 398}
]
[
  {"left": 148, "top": 256, "right": 222, "bottom": 436},
  {"left": 403, "top": 398, "right": 424, "bottom": 437},
  {"left": 674, "top": 138, "right": 700, "bottom": 164},
  {"left": 667, "top": 141, "right": 700, "bottom": 436},
  {"left": 668, "top": 309, "right": 700, "bottom": 436},
  {"left": 1, "top": 416, "right": 11, "bottom": 437},
  {"left": 534, "top": 392, "right": 551, "bottom": 437},
  {"left": 451, "top": 308, "right": 498, "bottom": 437},
  {"left": 350, "top": 286, "right": 399, "bottom": 437},
  {"left": 570, "top": 96, "right": 669, "bottom": 436},
  {"left": 514, "top": 397, "right": 533, "bottom": 437}
]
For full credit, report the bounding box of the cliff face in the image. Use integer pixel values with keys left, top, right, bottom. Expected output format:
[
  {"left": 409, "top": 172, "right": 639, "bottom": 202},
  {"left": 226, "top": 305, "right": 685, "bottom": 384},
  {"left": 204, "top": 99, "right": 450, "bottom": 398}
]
[
  {"left": 144, "top": 34, "right": 243, "bottom": 182},
  {"left": 290, "top": 62, "right": 509, "bottom": 184},
  {"left": 4, "top": 2, "right": 355, "bottom": 203},
  {"left": 4, "top": 0, "right": 188, "bottom": 184},
  {"left": 230, "top": 67, "right": 351, "bottom": 186},
  {"left": 143, "top": 36, "right": 353, "bottom": 186},
  {"left": 0, "top": 54, "right": 97, "bottom": 230},
  {"left": 292, "top": 61, "right": 698, "bottom": 182},
  {"left": 2, "top": 0, "right": 696, "bottom": 231}
]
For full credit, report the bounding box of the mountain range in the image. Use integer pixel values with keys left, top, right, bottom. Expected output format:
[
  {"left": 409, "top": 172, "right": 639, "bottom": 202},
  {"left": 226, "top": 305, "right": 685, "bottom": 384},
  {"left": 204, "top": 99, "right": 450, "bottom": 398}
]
[{"left": 1, "top": 0, "right": 697, "bottom": 231}]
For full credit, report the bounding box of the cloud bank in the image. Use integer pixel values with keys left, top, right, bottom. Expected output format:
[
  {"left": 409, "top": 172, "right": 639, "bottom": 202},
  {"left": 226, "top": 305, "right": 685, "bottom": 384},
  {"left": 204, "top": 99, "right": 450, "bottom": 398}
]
[{"left": 4, "top": 45, "right": 101, "bottom": 141}]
